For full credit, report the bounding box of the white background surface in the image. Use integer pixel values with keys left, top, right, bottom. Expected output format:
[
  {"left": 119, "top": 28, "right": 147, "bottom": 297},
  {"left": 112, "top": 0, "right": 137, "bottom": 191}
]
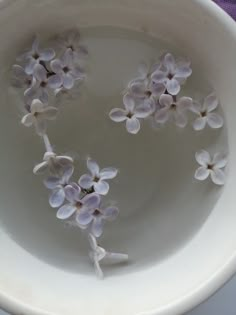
[{"left": 0, "top": 274, "right": 236, "bottom": 315}]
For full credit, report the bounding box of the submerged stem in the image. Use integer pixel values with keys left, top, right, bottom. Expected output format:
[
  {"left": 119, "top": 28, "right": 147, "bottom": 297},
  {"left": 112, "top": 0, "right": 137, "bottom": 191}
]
[{"left": 43, "top": 134, "right": 53, "bottom": 152}]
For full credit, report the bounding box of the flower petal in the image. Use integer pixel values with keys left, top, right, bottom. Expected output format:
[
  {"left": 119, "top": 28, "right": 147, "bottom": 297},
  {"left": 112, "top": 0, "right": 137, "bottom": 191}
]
[
  {"left": 21, "top": 113, "right": 34, "bottom": 127},
  {"left": 212, "top": 153, "right": 227, "bottom": 168},
  {"left": 100, "top": 167, "right": 118, "bottom": 180},
  {"left": 50, "top": 59, "right": 63, "bottom": 74},
  {"left": 44, "top": 176, "right": 61, "bottom": 189},
  {"left": 151, "top": 70, "right": 166, "bottom": 83},
  {"left": 87, "top": 159, "right": 100, "bottom": 176},
  {"left": 62, "top": 165, "right": 74, "bottom": 183},
  {"left": 177, "top": 97, "right": 192, "bottom": 109},
  {"left": 109, "top": 108, "right": 127, "bottom": 122},
  {"left": 174, "top": 111, "right": 187, "bottom": 128},
  {"left": 194, "top": 166, "right": 210, "bottom": 181},
  {"left": 163, "top": 53, "right": 176, "bottom": 73},
  {"left": 150, "top": 82, "right": 166, "bottom": 97},
  {"left": 65, "top": 184, "right": 81, "bottom": 202},
  {"left": 40, "top": 48, "right": 55, "bottom": 61},
  {"left": 33, "top": 63, "right": 47, "bottom": 82},
  {"left": 193, "top": 117, "right": 207, "bottom": 131},
  {"left": 94, "top": 180, "right": 110, "bottom": 195},
  {"left": 56, "top": 204, "right": 77, "bottom": 219},
  {"left": 207, "top": 113, "right": 223, "bottom": 129},
  {"left": 191, "top": 101, "right": 202, "bottom": 114},
  {"left": 166, "top": 78, "right": 180, "bottom": 95},
  {"left": 43, "top": 107, "right": 58, "bottom": 120},
  {"left": 82, "top": 193, "right": 101, "bottom": 210},
  {"left": 126, "top": 117, "right": 140, "bottom": 134},
  {"left": 155, "top": 108, "right": 169, "bottom": 124},
  {"left": 129, "top": 80, "right": 146, "bottom": 97},
  {"left": 175, "top": 65, "right": 192, "bottom": 78},
  {"left": 195, "top": 150, "right": 211, "bottom": 166},
  {"left": 103, "top": 206, "right": 119, "bottom": 220},
  {"left": 57, "top": 155, "right": 74, "bottom": 165},
  {"left": 49, "top": 188, "right": 65, "bottom": 208},
  {"left": 102, "top": 252, "right": 129, "bottom": 264},
  {"left": 48, "top": 74, "right": 63, "bottom": 89},
  {"left": 204, "top": 93, "right": 218, "bottom": 112},
  {"left": 134, "top": 104, "right": 153, "bottom": 118},
  {"left": 76, "top": 211, "right": 93, "bottom": 226},
  {"left": 159, "top": 94, "right": 173, "bottom": 108},
  {"left": 31, "top": 99, "right": 44, "bottom": 113},
  {"left": 210, "top": 168, "right": 226, "bottom": 186},
  {"left": 78, "top": 174, "right": 94, "bottom": 189},
  {"left": 91, "top": 218, "right": 104, "bottom": 238},
  {"left": 63, "top": 73, "right": 74, "bottom": 89},
  {"left": 25, "top": 58, "right": 37, "bottom": 75},
  {"left": 33, "top": 161, "right": 48, "bottom": 174},
  {"left": 123, "top": 94, "right": 135, "bottom": 112}
]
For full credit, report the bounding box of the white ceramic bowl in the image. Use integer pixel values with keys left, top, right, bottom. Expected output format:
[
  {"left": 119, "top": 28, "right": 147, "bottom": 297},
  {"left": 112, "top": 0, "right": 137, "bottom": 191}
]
[{"left": 0, "top": 0, "right": 236, "bottom": 314}]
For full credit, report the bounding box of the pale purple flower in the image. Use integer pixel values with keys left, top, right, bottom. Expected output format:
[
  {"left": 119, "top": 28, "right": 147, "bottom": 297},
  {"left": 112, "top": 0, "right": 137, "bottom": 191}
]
[
  {"left": 195, "top": 150, "right": 227, "bottom": 185},
  {"left": 88, "top": 234, "right": 128, "bottom": 279},
  {"left": 191, "top": 93, "right": 223, "bottom": 130},
  {"left": 56, "top": 29, "right": 88, "bottom": 61},
  {"left": 77, "top": 204, "right": 119, "bottom": 237},
  {"left": 109, "top": 94, "right": 153, "bottom": 134},
  {"left": 12, "top": 65, "right": 35, "bottom": 89},
  {"left": 128, "top": 78, "right": 165, "bottom": 100},
  {"left": 56, "top": 187, "right": 101, "bottom": 221},
  {"left": 21, "top": 99, "right": 58, "bottom": 135},
  {"left": 151, "top": 53, "right": 192, "bottom": 95},
  {"left": 25, "top": 64, "right": 62, "bottom": 104},
  {"left": 44, "top": 165, "right": 74, "bottom": 208},
  {"left": 33, "top": 151, "right": 73, "bottom": 175},
  {"left": 19, "top": 38, "right": 55, "bottom": 75},
  {"left": 155, "top": 94, "right": 192, "bottom": 127},
  {"left": 79, "top": 158, "right": 118, "bottom": 195},
  {"left": 50, "top": 48, "right": 85, "bottom": 89}
]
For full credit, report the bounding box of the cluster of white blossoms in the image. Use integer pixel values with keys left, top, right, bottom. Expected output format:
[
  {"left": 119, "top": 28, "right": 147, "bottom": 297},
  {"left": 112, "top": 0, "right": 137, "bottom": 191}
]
[
  {"left": 109, "top": 53, "right": 227, "bottom": 185},
  {"left": 12, "top": 32, "right": 227, "bottom": 278},
  {"left": 12, "top": 30, "right": 128, "bottom": 279}
]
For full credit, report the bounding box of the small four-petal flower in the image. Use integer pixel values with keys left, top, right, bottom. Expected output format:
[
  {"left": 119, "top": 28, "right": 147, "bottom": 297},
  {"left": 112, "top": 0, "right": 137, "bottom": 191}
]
[{"left": 195, "top": 150, "right": 227, "bottom": 185}]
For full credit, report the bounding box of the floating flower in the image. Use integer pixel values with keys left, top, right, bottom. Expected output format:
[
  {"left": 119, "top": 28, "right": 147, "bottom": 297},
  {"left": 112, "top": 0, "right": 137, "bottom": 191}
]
[
  {"left": 56, "top": 29, "right": 88, "bottom": 61},
  {"left": 79, "top": 158, "right": 118, "bottom": 195},
  {"left": 155, "top": 94, "right": 192, "bottom": 127},
  {"left": 56, "top": 187, "right": 101, "bottom": 221},
  {"left": 21, "top": 99, "right": 58, "bottom": 135},
  {"left": 128, "top": 78, "right": 165, "bottom": 100},
  {"left": 151, "top": 53, "right": 192, "bottom": 95},
  {"left": 50, "top": 48, "right": 85, "bottom": 90},
  {"left": 109, "top": 94, "right": 153, "bottom": 134},
  {"left": 88, "top": 234, "right": 128, "bottom": 279},
  {"left": 33, "top": 151, "right": 73, "bottom": 175},
  {"left": 191, "top": 93, "right": 223, "bottom": 130},
  {"left": 19, "top": 37, "right": 55, "bottom": 75},
  {"left": 44, "top": 165, "right": 74, "bottom": 208},
  {"left": 77, "top": 204, "right": 119, "bottom": 237},
  {"left": 194, "top": 150, "right": 227, "bottom": 185},
  {"left": 12, "top": 65, "right": 35, "bottom": 89}
]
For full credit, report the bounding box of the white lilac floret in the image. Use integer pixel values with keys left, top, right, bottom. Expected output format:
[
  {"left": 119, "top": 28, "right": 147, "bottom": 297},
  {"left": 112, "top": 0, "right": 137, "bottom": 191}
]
[
  {"left": 191, "top": 93, "right": 223, "bottom": 130},
  {"left": 79, "top": 158, "right": 118, "bottom": 195},
  {"left": 155, "top": 94, "right": 192, "bottom": 127},
  {"left": 12, "top": 65, "right": 35, "bottom": 89},
  {"left": 21, "top": 99, "right": 58, "bottom": 135},
  {"left": 194, "top": 150, "right": 227, "bottom": 186},
  {"left": 109, "top": 94, "right": 153, "bottom": 134},
  {"left": 88, "top": 234, "right": 128, "bottom": 279},
  {"left": 77, "top": 204, "right": 119, "bottom": 237},
  {"left": 19, "top": 37, "right": 55, "bottom": 75},
  {"left": 151, "top": 53, "right": 192, "bottom": 95}
]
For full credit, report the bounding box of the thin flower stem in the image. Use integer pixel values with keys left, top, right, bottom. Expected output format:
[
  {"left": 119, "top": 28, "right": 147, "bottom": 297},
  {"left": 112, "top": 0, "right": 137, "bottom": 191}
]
[{"left": 43, "top": 134, "right": 53, "bottom": 152}]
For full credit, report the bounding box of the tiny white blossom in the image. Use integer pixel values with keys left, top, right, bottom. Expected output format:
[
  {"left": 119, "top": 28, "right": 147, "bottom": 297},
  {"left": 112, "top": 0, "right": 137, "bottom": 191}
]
[
  {"left": 88, "top": 234, "right": 128, "bottom": 279},
  {"left": 33, "top": 151, "right": 73, "bottom": 175},
  {"left": 44, "top": 165, "right": 74, "bottom": 208},
  {"left": 195, "top": 150, "right": 227, "bottom": 185},
  {"left": 191, "top": 93, "right": 223, "bottom": 130},
  {"left": 19, "top": 37, "right": 55, "bottom": 75},
  {"left": 77, "top": 204, "right": 119, "bottom": 237},
  {"left": 50, "top": 48, "right": 85, "bottom": 90},
  {"left": 56, "top": 29, "right": 88, "bottom": 61},
  {"left": 128, "top": 78, "right": 165, "bottom": 101},
  {"left": 155, "top": 94, "right": 192, "bottom": 127},
  {"left": 21, "top": 99, "right": 58, "bottom": 135},
  {"left": 79, "top": 158, "right": 118, "bottom": 195},
  {"left": 151, "top": 53, "right": 192, "bottom": 95},
  {"left": 12, "top": 65, "right": 35, "bottom": 89},
  {"left": 109, "top": 94, "right": 153, "bottom": 134}
]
